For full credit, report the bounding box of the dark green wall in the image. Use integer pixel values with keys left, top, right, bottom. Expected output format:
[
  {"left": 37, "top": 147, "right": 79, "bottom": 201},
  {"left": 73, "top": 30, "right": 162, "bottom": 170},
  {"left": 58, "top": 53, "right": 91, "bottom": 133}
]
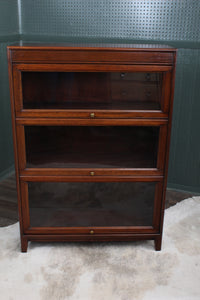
[
  {"left": 20, "top": 0, "right": 200, "bottom": 42},
  {"left": 168, "top": 49, "right": 200, "bottom": 193},
  {"left": 0, "top": 0, "right": 200, "bottom": 192},
  {"left": 0, "top": 0, "right": 19, "bottom": 36},
  {"left": 0, "top": 0, "right": 19, "bottom": 179}
]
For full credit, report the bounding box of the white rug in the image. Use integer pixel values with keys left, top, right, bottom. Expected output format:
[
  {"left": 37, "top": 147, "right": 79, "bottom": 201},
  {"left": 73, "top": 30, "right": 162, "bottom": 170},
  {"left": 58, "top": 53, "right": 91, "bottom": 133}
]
[{"left": 0, "top": 197, "right": 200, "bottom": 300}]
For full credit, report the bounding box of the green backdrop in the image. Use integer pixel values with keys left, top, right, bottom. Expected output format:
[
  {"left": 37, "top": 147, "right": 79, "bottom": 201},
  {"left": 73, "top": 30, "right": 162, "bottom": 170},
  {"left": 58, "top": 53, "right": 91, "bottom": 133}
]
[
  {"left": 0, "top": 0, "right": 200, "bottom": 193},
  {"left": 0, "top": 0, "right": 19, "bottom": 179}
]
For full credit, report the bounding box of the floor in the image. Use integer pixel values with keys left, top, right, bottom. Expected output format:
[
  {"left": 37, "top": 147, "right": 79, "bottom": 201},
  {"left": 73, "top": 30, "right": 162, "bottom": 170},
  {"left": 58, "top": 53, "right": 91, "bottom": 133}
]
[{"left": 0, "top": 173, "right": 195, "bottom": 227}]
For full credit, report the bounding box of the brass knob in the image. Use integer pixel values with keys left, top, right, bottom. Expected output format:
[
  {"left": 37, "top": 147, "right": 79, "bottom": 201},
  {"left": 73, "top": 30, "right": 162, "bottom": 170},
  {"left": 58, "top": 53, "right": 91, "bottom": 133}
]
[
  {"left": 90, "top": 112, "right": 95, "bottom": 118},
  {"left": 90, "top": 171, "right": 95, "bottom": 176},
  {"left": 90, "top": 230, "right": 94, "bottom": 235}
]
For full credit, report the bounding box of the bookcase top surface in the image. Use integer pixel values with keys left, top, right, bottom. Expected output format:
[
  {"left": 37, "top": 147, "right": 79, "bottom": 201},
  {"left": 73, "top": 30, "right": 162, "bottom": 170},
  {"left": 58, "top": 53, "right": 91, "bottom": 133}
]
[{"left": 7, "top": 41, "right": 176, "bottom": 52}]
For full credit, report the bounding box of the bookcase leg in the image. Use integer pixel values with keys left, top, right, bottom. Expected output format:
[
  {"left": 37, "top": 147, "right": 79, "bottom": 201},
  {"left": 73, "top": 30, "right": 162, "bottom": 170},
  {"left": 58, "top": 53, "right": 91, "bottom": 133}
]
[
  {"left": 21, "top": 237, "right": 28, "bottom": 253},
  {"left": 154, "top": 236, "right": 162, "bottom": 251}
]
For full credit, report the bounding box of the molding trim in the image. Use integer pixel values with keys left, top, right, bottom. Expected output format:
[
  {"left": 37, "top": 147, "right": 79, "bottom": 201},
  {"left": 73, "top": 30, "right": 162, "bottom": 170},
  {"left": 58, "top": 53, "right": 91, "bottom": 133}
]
[
  {"left": 167, "top": 182, "right": 200, "bottom": 195},
  {"left": 17, "top": 0, "right": 22, "bottom": 35}
]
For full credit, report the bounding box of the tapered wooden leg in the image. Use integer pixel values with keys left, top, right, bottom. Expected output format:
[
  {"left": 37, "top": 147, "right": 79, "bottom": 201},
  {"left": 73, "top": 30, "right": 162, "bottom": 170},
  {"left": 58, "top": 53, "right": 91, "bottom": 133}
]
[
  {"left": 21, "top": 236, "right": 28, "bottom": 252},
  {"left": 154, "top": 236, "right": 162, "bottom": 251}
]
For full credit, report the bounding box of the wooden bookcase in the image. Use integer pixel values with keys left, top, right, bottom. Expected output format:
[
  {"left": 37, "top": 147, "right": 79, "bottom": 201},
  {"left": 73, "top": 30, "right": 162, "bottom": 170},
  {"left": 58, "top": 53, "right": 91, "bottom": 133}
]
[{"left": 7, "top": 43, "right": 176, "bottom": 252}]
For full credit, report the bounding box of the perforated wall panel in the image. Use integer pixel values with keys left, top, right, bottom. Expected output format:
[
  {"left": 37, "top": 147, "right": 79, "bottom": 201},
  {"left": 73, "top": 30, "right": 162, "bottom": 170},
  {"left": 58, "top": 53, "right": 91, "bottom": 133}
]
[
  {"left": 0, "top": 0, "right": 19, "bottom": 36},
  {"left": 168, "top": 49, "right": 200, "bottom": 192},
  {"left": 20, "top": 0, "right": 200, "bottom": 42},
  {"left": 0, "top": 42, "right": 15, "bottom": 177},
  {"left": 0, "top": 0, "right": 18, "bottom": 178}
]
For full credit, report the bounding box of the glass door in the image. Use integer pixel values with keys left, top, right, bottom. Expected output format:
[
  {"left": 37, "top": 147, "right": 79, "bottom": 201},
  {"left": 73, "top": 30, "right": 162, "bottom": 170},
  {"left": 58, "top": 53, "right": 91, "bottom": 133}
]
[
  {"left": 20, "top": 180, "right": 162, "bottom": 231},
  {"left": 24, "top": 125, "right": 159, "bottom": 169},
  {"left": 21, "top": 71, "right": 163, "bottom": 111},
  {"left": 13, "top": 64, "right": 172, "bottom": 118}
]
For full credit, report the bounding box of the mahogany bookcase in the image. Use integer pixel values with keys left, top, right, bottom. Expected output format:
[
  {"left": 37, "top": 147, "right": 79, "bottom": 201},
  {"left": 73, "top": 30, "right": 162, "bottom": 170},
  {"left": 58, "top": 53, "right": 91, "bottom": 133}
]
[{"left": 7, "top": 43, "right": 176, "bottom": 252}]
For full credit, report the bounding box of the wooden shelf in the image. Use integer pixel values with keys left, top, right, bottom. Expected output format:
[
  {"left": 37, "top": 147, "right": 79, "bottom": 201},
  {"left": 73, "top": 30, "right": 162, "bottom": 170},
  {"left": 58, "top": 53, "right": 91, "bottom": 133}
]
[{"left": 23, "top": 100, "right": 161, "bottom": 111}]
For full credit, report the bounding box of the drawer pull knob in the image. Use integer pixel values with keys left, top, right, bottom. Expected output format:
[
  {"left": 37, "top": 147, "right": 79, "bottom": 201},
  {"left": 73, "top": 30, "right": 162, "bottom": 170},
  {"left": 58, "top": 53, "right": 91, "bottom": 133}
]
[
  {"left": 90, "top": 230, "right": 94, "bottom": 235},
  {"left": 90, "top": 112, "right": 95, "bottom": 118},
  {"left": 120, "top": 72, "right": 125, "bottom": 78},
  {"left": 90, "top": 171, "right": 95, "bottom": 176}
]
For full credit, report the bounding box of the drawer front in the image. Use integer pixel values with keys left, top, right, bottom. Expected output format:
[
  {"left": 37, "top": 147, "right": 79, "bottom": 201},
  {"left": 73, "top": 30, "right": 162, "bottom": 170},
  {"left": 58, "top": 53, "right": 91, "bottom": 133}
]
[
  {"left": 12, "top": 64, "right": 172, "bottom": 118},
  {"left": 16, "top": 123, "right": 167, "bottom": 174},
  {"left": 20, "top": 179, "right": 163, "bottom": 234}
]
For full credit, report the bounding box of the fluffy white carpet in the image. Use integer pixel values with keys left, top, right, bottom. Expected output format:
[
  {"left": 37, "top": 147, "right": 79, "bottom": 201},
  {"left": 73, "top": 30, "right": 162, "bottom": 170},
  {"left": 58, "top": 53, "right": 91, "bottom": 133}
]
[{"left": 0, "top": 197, "right": 200, "bottom": 300}]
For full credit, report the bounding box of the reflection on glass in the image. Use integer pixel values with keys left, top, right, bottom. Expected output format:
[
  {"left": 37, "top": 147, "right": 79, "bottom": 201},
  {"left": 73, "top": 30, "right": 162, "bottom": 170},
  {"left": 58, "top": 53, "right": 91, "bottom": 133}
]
[
  {"left": 22, "top": 72, "right": 162, "bottom": 110},
  {"left": 28, "top": 182, "right": 155, "bottom": 227},
  {"left": 25, "top": 126, "right": 159, "bottom": 168}
]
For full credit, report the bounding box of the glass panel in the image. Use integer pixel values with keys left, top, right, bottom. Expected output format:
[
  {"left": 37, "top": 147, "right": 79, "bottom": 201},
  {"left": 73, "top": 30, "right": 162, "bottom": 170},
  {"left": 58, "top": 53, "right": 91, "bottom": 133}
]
[
  {"left": 22, "top": 72, "right": 163, "bottom": 110},
  {"left": 28, "top": 182, "right": 155, "bottom": 227},
  {"left": 25, "top": 126, "right": 159, "bottom": 168}
]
